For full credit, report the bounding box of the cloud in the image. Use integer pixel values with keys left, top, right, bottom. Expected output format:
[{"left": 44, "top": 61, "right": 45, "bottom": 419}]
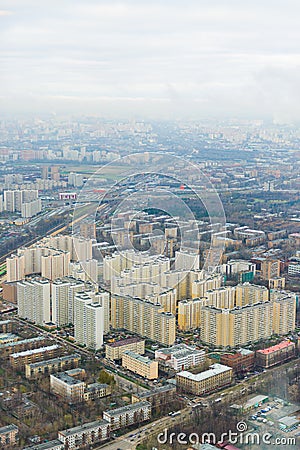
[{"left": 0, "top": 0, "right": 299, "bottom": 120}]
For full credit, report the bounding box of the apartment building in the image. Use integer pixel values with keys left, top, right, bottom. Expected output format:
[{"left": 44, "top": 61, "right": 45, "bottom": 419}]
[
  {"left": 269, "top": 277, "right": 286, "bottom": 290},
  {"left": 25, "top": 354, "right": 81, "bottom": 379},
  {"left": 23, "top": 440, "right": 64, "bottom": 450},
  {"left": 206, "top": 286, "right": 236, "bottom": 309},
  {"left": 74, "top": 292, "right": 104, "bottom": 350},
  {"left": 0, "top": 333, "right": 19, "bottom": 345},
  {"left": 176, "top": 364, "right": 233, "bottom": 395},
  {"left": 178, "top": 298, "right": 206, "bottom": 331},
  {"left": 0, "top": 424, "right": 19, "bottom": 448},
  {"left": 235, "top": 283, "right": 269, "bottom": 306},
  {"left": 50, "top": 372, "right": 86, "bottom": 404},
  {"left": 131, "top": 385, "right": 176, "bottom": 407},
  {"left": 122, "top": 351, "right": 158, "bottom": 380},
  {"left": 155, "top": 344, "right": 205, "bottom": 371},
  {"left": 50, "top": 370, "right": 111, "bottom": 404},
  {"left": 58, "top": 420, "right": 110, "bottom": 449},
  {"left": 105, "top": 337, "right": 145, "bottom": 360},
  {"left": 51, "top": 278, "right": 85, "bottom": 326},
  {"left": 191, "top": 274, "right": 223, "bottom": 299},
  {"left": 0, "top": 320, "right": 13, "bottom": 333},
  {"left": 0, "top": 336, "right": 46, "bottom": 358},
  {"left": 111, "top": 295, "right": 176, "bottom": 345},
  {"left": 272, "top": 296, "right": 296, "bottom": 335},
  {"left": 103, "top": 401, "right": 151, "bottom": 430},
  {"left": 7, "top": 246, "right": 70, "bottom": 283},
  {"left": 9, "top": 345, "right": 60, "bottom": 369},
  {"left": 200, "top": 301, "right": 274, "bottom": 348},
  {"left": 17, "top": 278, "right": 51, "bottom": 325},
  {"left": 84, "top": 383, "right": 111, "bottom": 401},
  {"left": 21, "top": 198, "right": 42, "bottom": 218},
  {"left": 46, "top": 234, "right": 93, "bottom": 262},
  {"left": 256, "top": 341, "right": 296, "bottom": 369},
  {"left": 3, "top": 189, "right": 38, "bottom": 212}
]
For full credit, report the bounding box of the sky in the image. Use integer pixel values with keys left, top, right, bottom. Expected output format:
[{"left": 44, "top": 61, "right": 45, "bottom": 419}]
[{"left": 0, "top": 0, "right": 300, "bottom": 121}]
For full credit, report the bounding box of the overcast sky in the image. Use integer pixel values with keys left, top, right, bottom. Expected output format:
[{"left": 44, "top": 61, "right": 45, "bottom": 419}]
[{"left": 0, "top": 0, "right": 300, "bottom": 121}]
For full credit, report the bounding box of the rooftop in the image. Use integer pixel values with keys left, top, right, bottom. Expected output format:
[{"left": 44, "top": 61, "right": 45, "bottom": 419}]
[
  {"left": 23, "top": 440, "right": 64, "bottom": 450},
  {"left": 133, "top": 384, "right": 175, "bottom": 399},
  {"left": 257, "top": 340, "right": 294, "bottom": 355},
  {"left": 59, "top": 420, "right": 109, "bottom": 437},
  {"left": 104, "top": 401, "right": 151, "bottom": 417},
  {"left": 26, "top": 354, "right": 80, "bottom": 369},
  {"left": 0, "top": 424, "right": 18, "bottom": 434},
  {"left": 106, "top": 337, "right": 143, "bottom": 348},
  {"left": 123, "top": 350, "right": 155, "bottom": 366},
  {"left": 0, "top": 335, "right": 45, "bottom": 350},
  {"left": 10, "top": 344, "right": 59, "bottom": 359},
  {"left": 51, "top": 372, "right": 84, "bottom": 385},
  {"left": 177, "top": 364, "right": 232, "bottom": 382}
]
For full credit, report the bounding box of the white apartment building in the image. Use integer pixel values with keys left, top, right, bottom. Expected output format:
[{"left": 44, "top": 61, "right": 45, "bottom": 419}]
[
  {"left": 58, "top": 420, "right": 109, "bottom": 449},
  {"left": 51, "top": 278, "right": 85, "bottom": 326},
  {"left": 74, "top": 292, "right": 104, "bottom": 349},
  {"left": 17, "top": 278, "right": 51, "bottom": 325},
  {"left": 103, "top": 401, "right": 151, "bottom": 430}
]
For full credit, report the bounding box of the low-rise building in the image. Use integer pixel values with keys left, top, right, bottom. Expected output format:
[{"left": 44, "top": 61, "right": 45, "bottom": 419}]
[
  {"left": 176, "top": 363, "right": 233, "bottom": 396},
  {"left": 242, "top": 394, "right": 269, "bottom": 411},
  {"left": 0, "top": 424, "right": 19, "bottom": 447},
  {"left": 23, "top": 440, "right": 64, "bottom": 450},
  {"left": 9, "top": 345, "right": 60, "bottom": 369},
  {"left": 131, "top": 384, "right": 176, "bottom": 407},
  {"left": 50, "top": 371, "right": 86, "bottom": 404},
  {"left": 51, "top": 369, "right": 111, "bottom": 404},
  {"left": 0, "top": 333, "right": 19, "bottom": 345},
  {"left": 58, "top": 420, "right": 110, "bottom": 449},
  {"left": 105, "top": 337, "right": 145, "bottom": 360},
  {"left": 122, "top": 351, "right": 158, "bottom": 380},
  {"left": 220, "top": 349, "right": 254, "bottom": 374},
  {"left": 25, "top": 354, "right": 81, "bottom": 379},
  {"left": 84, "top": 383, "right": 111, "bottom": 401},
  {"left": 155, "top": 344, "right": 205, "bottom": 371},
  {"left": 256, "top": 341, "right": 296, "bottom": 369},
  {"left": 103, "top": 401, "right": 151, "bottom": 430},
  {"left": 0, "top": 336, "right": 46, "bottom": 358},
  {"left": 0, "top": 320, "right": 13, "bottom": 333}
]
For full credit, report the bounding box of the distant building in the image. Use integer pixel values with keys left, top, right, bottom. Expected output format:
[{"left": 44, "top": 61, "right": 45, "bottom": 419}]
[
  {"left": 269, "top": 277, "right": 285, "bottom": 290},
  {"left": 176, "top": 364, "right": 233, "bottom": 396}
]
